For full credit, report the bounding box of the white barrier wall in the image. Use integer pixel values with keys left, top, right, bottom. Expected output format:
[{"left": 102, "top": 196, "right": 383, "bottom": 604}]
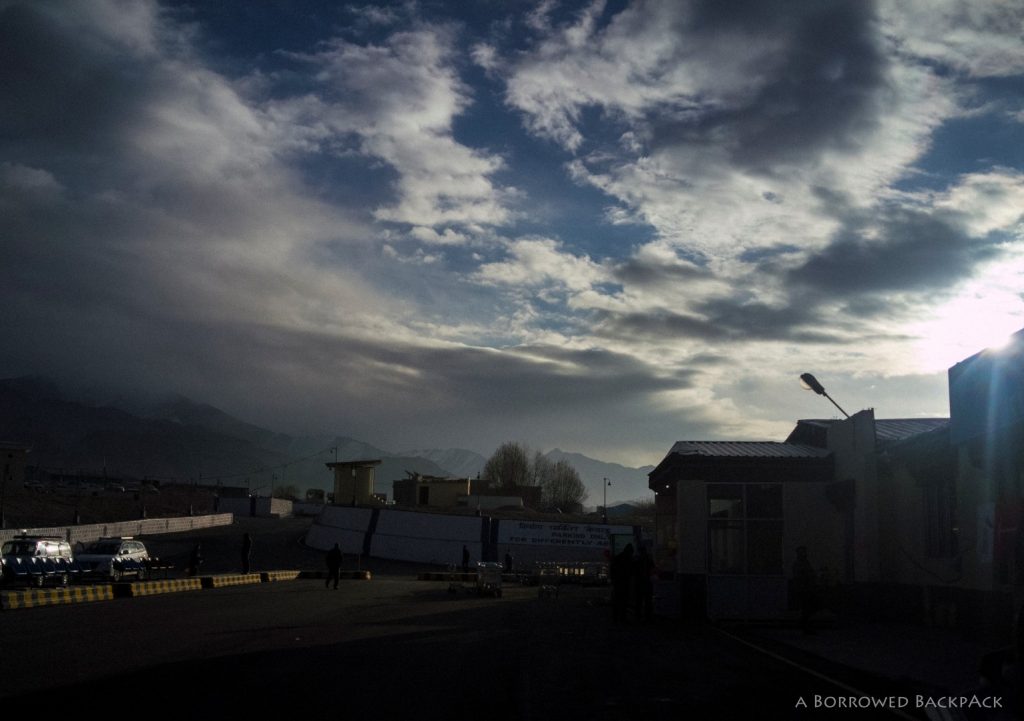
[
  {"left": 317, "top": 506, "right": 374, "bottom": 530},
  {"left": 255, "top": 497, "right": 293, "bottom": 518},
  {"left": 0, "top": 513, "right": 235, "bottom": 545},
  {"left": 305, "top": 506, "right": 375, "bottom": 556},
  {"left": 372, "top": 509, "right": 483, "bottom": 566},
  {"left": 306, "top": 507, "right": 638, "bottom": 566},
  {"left": 495, "top": 519, "right": 635, "bottom": 565}
]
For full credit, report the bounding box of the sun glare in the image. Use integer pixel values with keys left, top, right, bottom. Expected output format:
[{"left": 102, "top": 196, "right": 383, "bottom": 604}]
[{"left": 911, "top": 287, "right": 1024, "bottom": 371}]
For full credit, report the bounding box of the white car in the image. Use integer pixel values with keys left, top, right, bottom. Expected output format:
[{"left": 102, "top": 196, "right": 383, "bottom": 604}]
[
  {"left": 1, "top": 536, "right": 77, "bottom": 586},
  {"left": 76, "top": 537, "right": 150, "bottom": 581}
]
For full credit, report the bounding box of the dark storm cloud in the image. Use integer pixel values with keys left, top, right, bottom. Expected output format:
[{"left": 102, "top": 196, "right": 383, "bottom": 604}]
[
  {"left": 612, "top": 256, "right": 711, "bottom": 286},
  {"left": 650, "top": 0, "right": 887, "bottom": 172},
  {"left": 19, "top": 312, "right": 701, "bottom": 450},
  {"left": 0, "top": 4, "right": 157, "bottom": 159},
  {"left": 788, "top": 210, "right": 1006, "bottom": 297},
  {"left": 595, "top": 304, "right": 843, "bottom": 345}
]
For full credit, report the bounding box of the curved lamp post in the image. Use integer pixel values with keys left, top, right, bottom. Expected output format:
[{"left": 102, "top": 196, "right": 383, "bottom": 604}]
[{"left": 799, "top": 373, "right": 850, "bottom": 419}]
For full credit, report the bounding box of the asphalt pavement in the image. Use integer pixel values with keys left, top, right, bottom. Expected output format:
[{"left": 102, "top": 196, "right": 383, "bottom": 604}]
[{"left": 1, "top": 516, "right": 1016, "bottom": 719}]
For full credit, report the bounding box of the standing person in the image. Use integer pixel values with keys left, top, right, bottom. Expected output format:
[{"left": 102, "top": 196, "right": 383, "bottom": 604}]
[
  {"left": 241, "top": 533, "right": 253, "bottom": 574},
  {"left": 325, "top": 543, "right": 343, "bottom": 590},
  {"left": 187, "top": 542, "right": 203, "bottom": 577},
  {"left": 504, "top": 550, "right": 514, "bottom": 574},
  {"left": 632, "top": 545, "right": 655, "bottom": 622},
  {"left": 461, "top": 545, "right": 470, "bottom": 572},
  {"left": 610, "top": 543, "right": 634, "bottom": 624},
  {"left": 792, "top": 546, "right": 818, "bottom": 634}
]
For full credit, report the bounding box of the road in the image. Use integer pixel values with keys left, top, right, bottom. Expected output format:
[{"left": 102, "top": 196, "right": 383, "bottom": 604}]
[
  {"left": 0, "top": 518, "right": 931, "bottom": 719},
  {"left": 1, "top": 581, "right": 929, "bottom": 719}
]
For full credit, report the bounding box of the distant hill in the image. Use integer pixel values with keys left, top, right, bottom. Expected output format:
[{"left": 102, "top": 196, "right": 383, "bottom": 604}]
[
  {"left": 0, "top": 377, "right": 291, "bottom": 481},
  {"left": 0, "top": 377, "right": 457, "bottom": 497},
  {"left": 398, "top": 448, "right": 487, "bottom": 478},
  {"left": 0, "top": 377, "right": 656, "bottom": 503},
  {"left": 543, "top": 448, "right": 654, "bottom": 505}
]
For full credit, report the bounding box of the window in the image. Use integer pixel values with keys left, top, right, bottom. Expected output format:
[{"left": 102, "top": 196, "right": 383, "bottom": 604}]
[{"left": 707, "top": 483, "right": 783, "bottom": 576}]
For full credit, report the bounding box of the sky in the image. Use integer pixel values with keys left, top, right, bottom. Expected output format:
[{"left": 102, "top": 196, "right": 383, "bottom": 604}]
[{"left": 2, "top": 0, "right": 1023, "bottom": 468}]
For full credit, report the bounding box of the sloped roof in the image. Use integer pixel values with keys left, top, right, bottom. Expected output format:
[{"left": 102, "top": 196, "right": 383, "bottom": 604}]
[
  {"left": 874, "top": 418, "right": 949, "bottom": 443},
  {"left": 649, "top": 440, "right": 834, "bottom": 488},
  {"left": 666, "top": 440, "right": 830, "bottom": 459},
  {"left": 791, "top": 418, "right": 948, "bottom": 446}
]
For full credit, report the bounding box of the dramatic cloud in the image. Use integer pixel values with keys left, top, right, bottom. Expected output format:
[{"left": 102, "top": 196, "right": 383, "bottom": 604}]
[
  {"left": 1, "top": 0, "right": 1022, "bottom": 471},
  {"left": 269, "top": 26, "right": 513, "bottom": 234}
]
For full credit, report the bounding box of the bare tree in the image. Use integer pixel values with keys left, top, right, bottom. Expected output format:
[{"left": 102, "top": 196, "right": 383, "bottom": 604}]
[
  {"left": 482, "top": 441, "right": 534, "bottom": 489},
  {"left": 540, "top": 459, "right": 588, "bottom": 512}
]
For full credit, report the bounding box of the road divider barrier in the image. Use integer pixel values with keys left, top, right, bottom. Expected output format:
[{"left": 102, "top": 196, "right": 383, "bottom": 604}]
[
  {"left": 261, "top": 570, "right": 301, "bottom": 582},
  {"left": 201, "top": 573, "right": 263, "bottom": 589},
  {"left": 1, "top": 585, "right": 114, "bottom": 610},
  {"left": 298, "top": 570, "right": 372, "bottom": 581},
  {"left": 115, "top": 579, "right": 204, "bottom": 597}
]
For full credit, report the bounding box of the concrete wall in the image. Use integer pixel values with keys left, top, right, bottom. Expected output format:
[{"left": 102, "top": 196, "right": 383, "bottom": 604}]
[
  {"left": 827, "top": 410, "right": 881, "bottom": 583},
  {"left": 372, "top": 509, "right": 483, "bottom": 566},
  {"left": 306, "top": 506, "right": 374, "bottom": 556},
  {"left": 216, "top": 497, "right": 293, "bottom": 518},
  {"left": 255, "top": 497, "right": 292, "bottom": 518},
  {"left": 0, "top": 513, "right": 234, "bottom": 545},
  {"left": 676, "top": 479, "right": 706, "bottom": 575},
  {"left": 306, "top": 506, "right": 633, "bottom": 566}
]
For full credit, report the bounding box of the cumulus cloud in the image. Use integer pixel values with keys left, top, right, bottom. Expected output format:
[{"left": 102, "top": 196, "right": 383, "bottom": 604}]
[
  {"left": 880, "top": 0, "right": 1024, "bottom": 77},
  {"left": 270, "top": 26, "right": 512, "bottom": 234},
  {"left": 3, "top": 0, "right": 1023, "bottom": 467},
  {"left": 474, "top": 237, "right": 605, "bottom": 293}
]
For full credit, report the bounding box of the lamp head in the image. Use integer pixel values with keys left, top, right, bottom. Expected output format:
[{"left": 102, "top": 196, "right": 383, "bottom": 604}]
[{"left": 799, "top": 373, "right": 826, "bottom": 395}]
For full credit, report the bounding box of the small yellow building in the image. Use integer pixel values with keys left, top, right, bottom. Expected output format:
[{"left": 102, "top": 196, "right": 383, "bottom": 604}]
[
  {"left": 326, "top": 459, "right": 382, "bottom": 506},
  {"left": 392, "top": 474, "right": 471, "bottom": 508}
]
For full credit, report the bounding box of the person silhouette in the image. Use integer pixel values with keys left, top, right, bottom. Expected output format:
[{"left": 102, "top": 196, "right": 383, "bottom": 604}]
[
  {"left": 326, "top": 543, "right": 343, "bottom": 590},
  {"left": 610, "top": 543, "right": 634, "bottom": 624}
]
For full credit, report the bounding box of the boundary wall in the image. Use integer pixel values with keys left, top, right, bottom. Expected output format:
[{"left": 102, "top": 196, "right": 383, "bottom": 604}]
[
  {"left": 307, "top": 506, "right": 637, "bottom": 566},
  {"left": 0, "top": 513, "right": 234, "bottom": 545}
]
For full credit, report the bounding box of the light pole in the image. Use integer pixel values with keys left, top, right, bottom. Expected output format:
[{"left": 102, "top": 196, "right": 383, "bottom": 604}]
[
  {"left": 602, "top": 477, "right": 610, "bottom": 525},
  {"left": 799, "top": 373, "right": 850, "bottom": 418}
]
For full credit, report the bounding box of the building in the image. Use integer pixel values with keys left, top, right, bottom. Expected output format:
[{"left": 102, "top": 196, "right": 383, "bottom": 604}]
[
  {"left": 392, "top": 473, "right": 471, "bottom": 508},
  {"left": 649, "top": 439, "right": 835, "bottom": 619},
  {"left": 325, "top": 459, "right": 382, "bottom": 506},
  {"left": 651, "top": 331, "right": 1024, "bottom": 639}
]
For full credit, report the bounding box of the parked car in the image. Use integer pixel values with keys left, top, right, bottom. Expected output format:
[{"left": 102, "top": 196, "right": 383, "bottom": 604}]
[
  {"left": 76, "top": 537, "right": 150, "bottom": 581},
  {"left": 0, "top": 535, "right": 78, "bottom": 587}
]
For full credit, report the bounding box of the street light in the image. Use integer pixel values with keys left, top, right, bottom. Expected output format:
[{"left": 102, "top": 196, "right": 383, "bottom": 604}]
[
  {"left": 602, "top": 477, "right": 610, "bottom": 525},
  {"left": 799, "top": 373, "right": 850, "bottom": 418}
]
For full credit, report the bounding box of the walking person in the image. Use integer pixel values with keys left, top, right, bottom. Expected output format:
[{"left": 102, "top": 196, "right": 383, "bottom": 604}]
[
  {"left": 610, "top": 543, "right": 634, "bottom": 624},
  {"left": 241, "top": 533, "right": 253, "bottom": 574},
  {"left": 187, "top": 542, "right": 203, "bottom": 577},
  {"left": 632, "top": 545, "right": 655, "bottom": 622},
  {"left": 326, "top": 543, "right": 343, "bottom": 590}
]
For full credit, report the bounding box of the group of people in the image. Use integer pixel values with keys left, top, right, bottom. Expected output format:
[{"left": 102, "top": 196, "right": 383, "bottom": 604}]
[
  {"left": 185, "top": 532, "right": 255, "bottom": 576},
  {"left": 609, "top": 543, "right": 655, "bottom": 623},
  {"left": 184, "top": 534, "right": 348, "bottom": 590}
]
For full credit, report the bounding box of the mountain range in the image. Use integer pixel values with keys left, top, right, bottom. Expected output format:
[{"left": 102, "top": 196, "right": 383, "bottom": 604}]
[{"left": 0, "top": 377, "right": 654, "bottom": 503}]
